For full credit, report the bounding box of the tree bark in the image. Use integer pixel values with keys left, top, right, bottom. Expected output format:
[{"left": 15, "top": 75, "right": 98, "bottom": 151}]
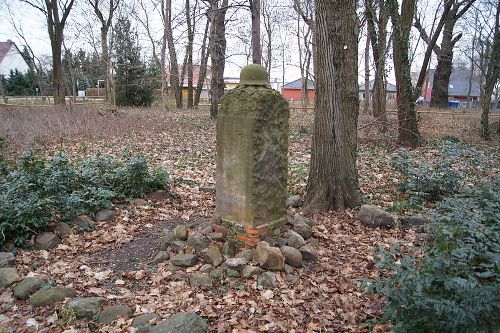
[
  {"left": 364, "top": 32, "right": 370, "bottom": 114},
  {"left": 194, "top": 17, "right": 210, "bottom": 107},
  {"left": 208, "top": 0, "right": 228, "bottom": 119},
  {"left": 165, "top": 0, "right": 182, "bottom": 108},
  {"left": 303, "top": 0, "right": 361, "bottom": 212},
  {"left": 186, "top": 0, "right": 195, "bottom": 108},
  {"left": 249, "top": 0, "right": 262, "bottom": 64},
  {"left": 388, "top": 0, "right": 420, "bottom": 146}
]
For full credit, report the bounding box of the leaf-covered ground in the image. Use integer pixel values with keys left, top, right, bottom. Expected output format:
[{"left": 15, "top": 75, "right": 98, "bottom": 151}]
[{"left": 1, "top": 106, "right": 498, "bottom": 332}]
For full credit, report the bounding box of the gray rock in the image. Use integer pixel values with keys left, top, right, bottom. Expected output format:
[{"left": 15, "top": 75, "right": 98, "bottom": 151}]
[
  {"left": 280, "top": 246, "right": 303, "bottom": 268},
  {"left": 287, "top": 274, "right": 300, "bottom": 283},
  {"left": 287, "top": 230, "right": 306, "bottom": 249},
  {"left": 152, "top": 312, "right": 208, "bottom": 333},
  {"left": 187, "top": 234, "right": 211, "bottom": 254},
  {"left": 235, "top": 249, "right": 255, "bottom": 262},
  {"left": 200, "top": 246, "right": 223, "bottom": 267},
  {"left": 241, "top": 265, "right": 263, "bottom": 278},
  {"left": 131, "top": 198, "right": 148, "bottom": 206},
  {"left": 286, "top": 195, "right": 302, "bottom": 208},
  {"left": 293, "top": 221, "right": 312, "bottom": 239},
  {"left": 226, "top": 269, "right": 240, "bottom": 278},
  {"left": 68, "top": 297, "right": 106, "bottom": 319},
  {"left": 408, "top": 214, "right": 428, "bottom": 227},
  {"left": 146, "top": 190, "right": 170, "bottom": 201},
  {"left": 189, "top": 273, "right": 213, "bottom": 289},
  {"left": 284, "top": 264, "right": 295, "bottom": 274},
  {"left": 34, "top": 232, "right": 60, "bottom": 250},
  {"left": 292, "top": 214, "right": 313, "bottom": 226},
  {"left": 96, "top": 209, "right": 116, "bottom": 222},
  {"left": 254, "top": 241, "right": 285, "bottom": 271},
  {"left": 257, "top": 272, "right": 277, "bottom": 288},
  {"left": 299, "top": 244, "right": 318, "bottom": 261},
  {"left": 55, "top": 222, "right": 71, "bottom": 238},
  {"left": 13, "top": 277, "right": 44, "bottom": 300},
  {"left": 200, "top": 185, "right": 216, "bottom": 193},
  {"left": 30, "top": 287, "right": 77, "bottom": 307},
  {"left": 0, "top": 267, "right": 20, "bottom": 288},
  {"left": 170, "top": 241, "right": 186, "bottom": 252},
  {"left": 224, "top": 257, "right": 247, "bottom": 271},
  {"left": 152, "top": 251, "right": 170, "bottom": 264},
  {"left": 173, "top": 225, "right": 188, "bottom": 241},
  {"left": 69, "top": 215, "right": 94, "bottom": 231},
  {"left": 209, "top": 269, "right": 223, "bottom": 280},
  {"left": 199, "top": 264, "right": 214, "bottom": 273},
  {"left": 98, "top": 304, "right": 133, "bottom": 323},
  {"left": 133, "top": 313, "right": 159, "bottom": 332},
  {"left": 171, "top": 254, "right": 198, "bottom": 267},
  {"left": 0, "top": 252, "right": 15, "bottom": 268},
  {"left": 306, "top": 238, "right": 319, "bottom": 247},
  {"left": 221, "top": 240, "right": 236, "bottom": 257},
  {"left": 172, "top": 271, "right": 189, "bottom": 281},
  {"left": 207, "top": 232, "right": 225, "bottom": 242},
  {"left": 276, "top": 238, "right": 288, "bottom": 247},
  {"left": 358, "top": 204, "right": 397, "bottom": 228}
]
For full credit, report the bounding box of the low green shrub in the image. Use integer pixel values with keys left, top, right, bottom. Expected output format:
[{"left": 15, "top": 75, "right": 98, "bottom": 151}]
[
  {"left": 0, "top": 151, "right": 169, "bottom": 247},
  {"left": 363, "top": 178, "right": 500, "bottom": 332}
]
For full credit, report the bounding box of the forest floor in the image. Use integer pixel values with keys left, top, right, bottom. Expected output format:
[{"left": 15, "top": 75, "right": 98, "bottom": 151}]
[{"left": 0, "top": 104, "right": 499, "bottom": 332}]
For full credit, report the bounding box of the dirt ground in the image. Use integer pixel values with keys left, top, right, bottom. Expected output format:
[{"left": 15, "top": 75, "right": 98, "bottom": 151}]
[{"left": 0, "top": 104, "right": 498, "bottom": 332}]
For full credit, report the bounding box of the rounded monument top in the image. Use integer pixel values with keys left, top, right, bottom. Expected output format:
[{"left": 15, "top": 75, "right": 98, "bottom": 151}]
[{"left": 239, "top": 64, "right": 270, "bottom": 87}]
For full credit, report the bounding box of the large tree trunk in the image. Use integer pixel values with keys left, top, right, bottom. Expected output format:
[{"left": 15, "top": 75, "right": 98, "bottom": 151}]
[
  {"left": 208, "top": 0, "right": 228, "bottom": 119},
  {"left": 303, "top": 0, "right": 360, "bottom": 212},
  {"left": 50, "top": 28, "right": 66, "bottom": 105},
  {"left": 194, "top": 18, "right": 210, "bottom": 107},
  {"left": 249, "top": 0, "right": 262, "bottom": 64},
  {"left": 186, "top": 0, "right": 194, "bottom": 109},
  {"left": 100, "top": 27, "right": 113, "bottom": 103},
  {"left": 364, "top": 33, "right": 370, "bottom": 114},
  {"left": 389, "top": 0, "right": 420, "bottom": 146},
  {"left": 165, "top": 0, "right": 182, "bottom": 108}
]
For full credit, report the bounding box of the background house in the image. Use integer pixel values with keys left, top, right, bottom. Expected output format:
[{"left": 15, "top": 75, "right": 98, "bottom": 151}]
[
  {"left": 165, "top": 65, "right": 212, "bottom": 100},
  {"left": 281, "top": 78, "right": 315, "bottom": 101},
  {"left": 358, "top": 80, "right": 397, "bottom": 106},
  {"left": 0, "top": 40, "right": 30, "bottom": 76},
  {"left": 420, "top": 69, "right": 480, "bottom": 105}
]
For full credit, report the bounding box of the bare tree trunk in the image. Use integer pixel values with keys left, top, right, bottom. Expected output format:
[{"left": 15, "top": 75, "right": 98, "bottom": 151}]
[
  {"left": 249, "top": 0, "right": 262, "bottom": 64},
  {"left": 208, "top": 0, "right": 228, "bottom": 118},
  {"left": 165, "top": 0, "right": 182, "bottom": 108},
  {"left": 388, "top": 0, "right": 420, "bottom": 146},
  {"left": 467, "top": 11, "right": 478, "bottom": 109},
  {"left": 481, "top": 1, "right": 499, "bottom": 139},
  {"left": 186, "top": 0, "right": 195, "bottom": 108},
  {"left": 364, "top": 32, "right": 370, "bottom": 114},
  {"left": 304, "top": 0, "right": 360, "bottom": 212},
  {"left": 195, "top": 17, "right": 210, "bottom": 107}
]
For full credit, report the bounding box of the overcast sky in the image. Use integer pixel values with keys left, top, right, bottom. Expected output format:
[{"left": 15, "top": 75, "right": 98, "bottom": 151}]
[{"left": 0, "top": 0, "right": 483, "bottom": 86}]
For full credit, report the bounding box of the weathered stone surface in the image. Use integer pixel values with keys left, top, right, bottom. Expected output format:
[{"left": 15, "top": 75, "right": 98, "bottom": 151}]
[
  {"left": 358, "top": 205, "right": 397, "bottom": 228},
  {"left": 286, "top": 195, "right": 302, "bottom": 208},
  {"left": 221, "top": 240, "right": 236, "bottom": 257},
  {"left": 152, "top": 251, "right": 170, "bottom": 264},
  {"left": 235, "top": 249, "right": 255, "bottom": 262},
  {"left": 98, "top": 304, "right": 133, "bottom": 323},
  {"left": 241, "top": 265, "right": 263, "bottom": 278},
  {"left": 131, "top": 198, "right": 148, "bottom": 206},
  {"left": 287, "top": 274, "right": 300, "bottom": 283},
  {"left": 133, "top": 313, "right": 159, "bottom": 331},
  {"left": 257, "top": 272, "right": 277, "bottom": 288},
  {"left": 0, "top": 252, "right": 15, "bottom": 268},
  {"left": 173, "top": 225, "right": 188, "bottom": 241},
  {"left": 216, "top": 65, "right": 289, "bottom": 230},
  {"left": 189, "top": 273, "right": 213, "bottom": 289},
  {"left": 280, "top": 246, "right": 302, "bottom": 268},
  {"left": 152, "top": 312, "right": 208, "bottom": 333},
  {"left": 171, "top": 254, "right": 198, "bottom": 267},
  {"left": 68, "top": 297, "right": 106, "bottom": 319},
  {"left": 170, "top": 241, "right": 186, "bottom": 252},
  {"left": 55, "top": 222, "right": 71, "bottom": 237},
  {"left": 199, "top": 185, "right": 216, "bottom": 194},
  {"left": 69, "top": 215, "right": 94, "bottom": 231},
  {"left": 408, "top": 214, "right": 428, "bottom": 227},
  {"left": 34, "top": 232, "right": 60, "bottom": 250},
  {"left": 225, "top": 258, "right": 247, "bottom": 271},
  {"left": 287, "top": 230, "right": 305, "bottom": 249},
  {"left": 254, "top": 241, "right": 284, "bottom": 271},
  {"left": 200, "top": 246, "right": 223, "bottom": 267},
  {"left": 96, "top": 209, "right": 116, "bottom": 222},
  {"left": 13, "top": 277, "right": 44, "bottom": 300},
  {"left": 284, "top": 264, "right": 295, "bottom": 274},
  {"left": 199, "top": 264, "right": 214, "bottom": 273},
  {"left": 292, "top": 220, "right": 312, "bottom": 239},
  {"left": 30, "top": 287, "right": 77, "bottom": 306},
  {"left": 209, "top": 269, "right": 224, "bottom": 280},
  {"left": 0, "top": 267, "right": 20, "bottom": 288},
  {"left": 299, "top": 244, "right": 318, "bottom": 261},
  {"left": 226, "top": 269, "right": 240, "bottom": 278},
  {"left": 187, "top": 234, "right": 211, "bottom": 254},
  {"left": 207, "top": 232, "right": 225, "bottom": 241}
]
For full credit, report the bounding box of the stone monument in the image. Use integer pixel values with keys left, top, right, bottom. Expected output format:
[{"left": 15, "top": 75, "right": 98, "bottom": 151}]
[{"left": 215, "top": 64, "right": 289, "bottom": 242}]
